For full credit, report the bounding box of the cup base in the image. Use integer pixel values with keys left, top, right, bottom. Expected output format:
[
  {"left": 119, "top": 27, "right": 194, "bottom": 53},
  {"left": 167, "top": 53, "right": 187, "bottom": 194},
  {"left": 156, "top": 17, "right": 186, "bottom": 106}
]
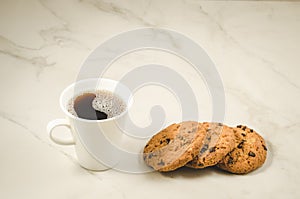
[{"left": 78, "top": 163, "right": 111, "bottom": 171}]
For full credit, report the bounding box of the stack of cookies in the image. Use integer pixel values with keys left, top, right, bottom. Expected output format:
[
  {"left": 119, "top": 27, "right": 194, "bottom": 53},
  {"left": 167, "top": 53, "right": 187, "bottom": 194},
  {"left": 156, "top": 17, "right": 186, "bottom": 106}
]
[{"left": 143, "top": 121, "right": 267, "bottom": 174}]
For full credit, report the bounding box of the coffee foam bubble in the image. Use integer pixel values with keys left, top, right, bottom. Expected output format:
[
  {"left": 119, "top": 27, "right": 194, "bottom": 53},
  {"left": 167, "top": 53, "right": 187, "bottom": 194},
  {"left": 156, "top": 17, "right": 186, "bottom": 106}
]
[
  {"left": 67, "top": 99, "right": 78, "bottom": 117},
  {"left": 67, "top": 90, "right": 126, "bottom": 119},
  {"left": 92, "top": 90, "right": 126, "bottom": 118}
]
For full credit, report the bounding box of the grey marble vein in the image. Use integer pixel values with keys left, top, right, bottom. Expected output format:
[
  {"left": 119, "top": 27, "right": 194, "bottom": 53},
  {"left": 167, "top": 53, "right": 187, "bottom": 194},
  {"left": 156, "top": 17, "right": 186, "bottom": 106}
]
[
  {"left": 226, "top": 87, "right": 296, "bottom": 126},
  {"left": 0, "top": 35, "right": 42, "bottom": 51},
  {"left": 0, "top": 35, "right": 56, "bottom": 78},
  {"left": 38, "top": 0, "right": 91, "bottom": 50},
  {"left": 79, "top": 0, "right": 156, "bottom": 26},
  {"left": 197, "top": 5, "right": 300, "bottom": 90},
  {"left": 38, "top": 0, "right": 69, "bottom": 26},
  {"left": 0, "top": 112, "right": 43, "bottom": 142},
  {"left": 0, "top": 49, "right": 55, "bottom": 78},
  {"left": 0, "top": 112, "right": 104, "bottom": 181}
]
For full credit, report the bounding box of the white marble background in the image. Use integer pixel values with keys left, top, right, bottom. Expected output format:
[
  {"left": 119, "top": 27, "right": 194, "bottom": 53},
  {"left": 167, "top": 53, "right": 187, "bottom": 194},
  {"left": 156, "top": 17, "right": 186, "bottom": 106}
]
[{"left": 1, "top": 0, "right": 300, "bottom": 198}]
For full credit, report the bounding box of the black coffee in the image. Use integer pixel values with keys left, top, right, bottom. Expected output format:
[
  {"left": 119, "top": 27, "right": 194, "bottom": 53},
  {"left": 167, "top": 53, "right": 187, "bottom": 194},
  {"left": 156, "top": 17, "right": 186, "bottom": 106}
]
[
  {"left": 68, "top": 90, "right": 126, "bottom": 120},
  {"left": 73, "top": 93, "right": 108, "bottom": 120}
]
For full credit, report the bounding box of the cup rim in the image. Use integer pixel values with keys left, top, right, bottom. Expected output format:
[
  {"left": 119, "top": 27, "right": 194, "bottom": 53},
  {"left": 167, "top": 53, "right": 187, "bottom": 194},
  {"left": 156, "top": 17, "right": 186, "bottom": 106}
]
[{"left": 59, "top": 78, "right": 132, "bottom": 123}]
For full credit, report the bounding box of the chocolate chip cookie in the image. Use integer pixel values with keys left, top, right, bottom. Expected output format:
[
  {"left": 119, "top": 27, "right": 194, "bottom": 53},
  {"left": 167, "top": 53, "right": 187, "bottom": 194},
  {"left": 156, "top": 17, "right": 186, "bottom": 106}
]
[
  {"left": 143, "top": 121, "right": 206, "bottom": 172},
  {"left": 186, "top": 122, "right": 235, "bottom": 169},
  {"left": 217, "top": 125, "right": 267, "bottom": 174}
]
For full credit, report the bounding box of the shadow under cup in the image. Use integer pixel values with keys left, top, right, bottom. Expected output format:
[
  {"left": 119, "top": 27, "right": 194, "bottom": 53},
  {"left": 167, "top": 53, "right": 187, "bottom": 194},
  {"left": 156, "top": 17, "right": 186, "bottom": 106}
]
[{"left": 60, "top": 78, "right": 133, "bottom": 170}]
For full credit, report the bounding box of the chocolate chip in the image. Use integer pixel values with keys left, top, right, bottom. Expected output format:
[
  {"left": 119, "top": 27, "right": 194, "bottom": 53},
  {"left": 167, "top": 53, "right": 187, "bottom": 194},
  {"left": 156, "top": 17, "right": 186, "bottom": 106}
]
[
  {"left": 166, "top": 138, "right": 170, "bottom": 144},
  {"left": 262, "top": 145, "right": 267, "bottom": 151},
  {"left": 145, "top": 144, "right": 149, "bottom": 148},
  {"left": 148, "top": 153, "right": 153, "bottom": 159},
  {"left": 237, "top": 141, "right": 244, "bottom": 149},
  {"left": 248, "top": 151, "right": 256, "bottom": 157},
  {"left": 159, "top": 140, "right": 163, "bottom": 144},
  {"left": 241, "top": 133, "right": 246, "bottom": 136},
  {"left": 228, "top": 157, "right": 234, "bottom": 164},
  {"left": 188, "top": 130, "right": 191, "bottom": 133},
  {"left": 242, "top": 126, "right": 246, "bottom": 131},
  {"left": 209, "top": 147, "right": 216, "bottom": 152},
  {"left": 250, "top": 129, "right": 253, "bottom": 133},
  {"left": 237, "top": 125, "right": 242, "bottom": 128},
  {"left": 197, "top": 163, "right": 204, "bottom": 167},
  {"left": 200, "top": 144, "right": 209, "bottom": 153},
  {"left": 157, "top": 159, "right": 165, "bottom": 166},
  {"left": 218, "top": 123, "right": 222, "bottom": 126}
]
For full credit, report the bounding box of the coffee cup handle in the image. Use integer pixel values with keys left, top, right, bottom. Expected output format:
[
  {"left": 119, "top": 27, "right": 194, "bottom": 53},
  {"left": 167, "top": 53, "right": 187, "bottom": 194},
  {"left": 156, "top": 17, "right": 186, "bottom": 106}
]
[{"left": 47, "top": 119, "right": 75, "bottom": 145}]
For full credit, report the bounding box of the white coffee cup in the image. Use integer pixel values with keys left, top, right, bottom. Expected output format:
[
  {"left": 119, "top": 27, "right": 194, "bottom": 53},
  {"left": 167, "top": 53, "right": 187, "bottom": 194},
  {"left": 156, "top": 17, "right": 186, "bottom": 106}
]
[{"left": 47, "top": 78, "right": 132, "bottom": 171}]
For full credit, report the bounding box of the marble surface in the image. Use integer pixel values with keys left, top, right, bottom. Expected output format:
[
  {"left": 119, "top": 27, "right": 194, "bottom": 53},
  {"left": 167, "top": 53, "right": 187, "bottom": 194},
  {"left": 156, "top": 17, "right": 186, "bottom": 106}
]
[{"left": 1, "top": 0, "right": 300, "bottom": 198}]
